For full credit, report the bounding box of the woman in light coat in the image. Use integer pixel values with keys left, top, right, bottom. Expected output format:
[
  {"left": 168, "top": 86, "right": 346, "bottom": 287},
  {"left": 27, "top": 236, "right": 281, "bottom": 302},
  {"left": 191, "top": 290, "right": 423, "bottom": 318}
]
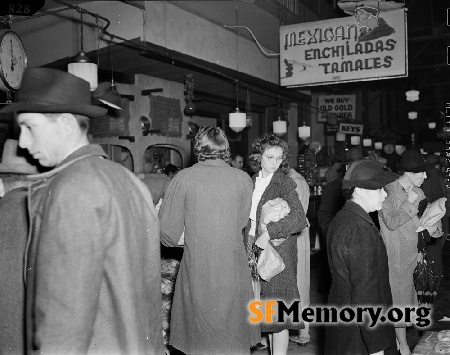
[{"left": 379, "top": 150, "right": 440, "bottom": 355}]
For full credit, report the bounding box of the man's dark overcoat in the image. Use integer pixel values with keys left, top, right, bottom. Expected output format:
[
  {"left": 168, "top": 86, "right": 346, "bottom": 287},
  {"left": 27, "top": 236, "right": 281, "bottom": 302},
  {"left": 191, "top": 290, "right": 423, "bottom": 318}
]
[{"left": 326, "top": 200, "right": 396, "bottom": 355}]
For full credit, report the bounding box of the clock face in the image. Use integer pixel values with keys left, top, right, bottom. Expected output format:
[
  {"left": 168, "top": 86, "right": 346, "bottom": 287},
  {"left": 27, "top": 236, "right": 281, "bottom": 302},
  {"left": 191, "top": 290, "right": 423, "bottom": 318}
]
[
  {"left": 0, "top": 31, "right": 27, "bottom": 91},
  {"left": 383, "top": 144, "right": 395, "bottom": 155}
]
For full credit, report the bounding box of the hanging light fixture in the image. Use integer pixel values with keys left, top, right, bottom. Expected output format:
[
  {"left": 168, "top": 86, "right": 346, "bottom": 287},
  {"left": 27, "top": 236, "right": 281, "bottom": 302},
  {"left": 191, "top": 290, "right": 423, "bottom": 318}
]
[
  {"left": 183, "top": 72, "right": 196, "bottom": 116},
  {"left": 351, "top": 136, "right": 360, "bottom": 145},
  {"left": 405, "top": 89, "right": 419, "bottom": 102},
  {"left": 428, "top": 121, "right": 436, "bottom": 129},
  {"left": 273, "top": 97, "right": 287, "bottom": 137},
  {"left": 363, "top": 138, "right": 372, "bottom": 147},
  {"left": 298, "top": 122, "right": 310, "bottom": 141},
  {"left": 408, "top": 111, "right": 418, "bottom": 120},
  {"left": 374, "top": 142, "right": 383, "bottom": 150},
  {"left": 68, "top": 12, "right": 98, "bottom": 91},
  {"left": 229, "top": 81, "right": 246, "bottom": 133},
  {"left": 98, "top": 41, "right": 123, "bottom": 109},
  {"left": 228, "top": 8, "right": 246, "bottom": 133},
  {"left": 336, "top": 132, "right": 346, "bottom": 141}
]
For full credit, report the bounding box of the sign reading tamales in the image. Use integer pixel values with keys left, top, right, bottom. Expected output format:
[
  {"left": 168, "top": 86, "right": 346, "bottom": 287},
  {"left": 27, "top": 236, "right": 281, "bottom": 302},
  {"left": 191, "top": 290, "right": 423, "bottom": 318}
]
[{"left": 280, "top": 9, "right": 407, "bottom": 87}]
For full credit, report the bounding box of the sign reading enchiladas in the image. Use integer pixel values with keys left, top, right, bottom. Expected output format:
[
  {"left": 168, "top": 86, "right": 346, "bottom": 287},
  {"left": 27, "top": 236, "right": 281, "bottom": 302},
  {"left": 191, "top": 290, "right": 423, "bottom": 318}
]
[{"left": 279, "top": 9, "right": 407, "bottom": 87}]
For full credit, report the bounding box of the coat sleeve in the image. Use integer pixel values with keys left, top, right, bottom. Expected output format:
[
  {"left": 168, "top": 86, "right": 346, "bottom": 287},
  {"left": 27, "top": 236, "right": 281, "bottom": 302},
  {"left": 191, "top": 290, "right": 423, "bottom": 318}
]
[
  {"left": 343, "top": 222, "right": 392, "bottom": 352},
  {"left": 240, "top": 174, "right": 254, "bottom": 231},
  {"left": 32, "top": 175, "right": 107, "bottom": 354},
  {"left": 266, "top": 183, "right": 307, "bottom": 240},
  {"left": 379, "top": 181, "right": 419, "bottom": 231},
  {"left": 159, "top": 172, "right": 186, "bottom": 247}
]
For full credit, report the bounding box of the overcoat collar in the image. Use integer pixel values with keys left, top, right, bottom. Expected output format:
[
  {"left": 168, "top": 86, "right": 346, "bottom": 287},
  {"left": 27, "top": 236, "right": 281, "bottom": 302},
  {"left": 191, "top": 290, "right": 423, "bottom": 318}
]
[
  {"left": 28, "top": 144, "right": 107, "bottom": 181},
  {"left": 196, "top": 159, "right": 230, "bottom": 167},
  {"left": 252, "top": 169, "right": 286, "bottom": 190},
  {"left": 342, "top": 200, "right": 375, "bottom": 226}
]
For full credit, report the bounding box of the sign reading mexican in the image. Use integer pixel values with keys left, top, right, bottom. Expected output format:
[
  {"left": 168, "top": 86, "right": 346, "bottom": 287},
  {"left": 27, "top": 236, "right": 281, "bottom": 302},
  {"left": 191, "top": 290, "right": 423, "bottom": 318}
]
[
  {"left": 317, "top": 94, "right": 356, "bottom": 122},
  {"left": 280, "top": 9, "right": 407, "bottom": 87}
]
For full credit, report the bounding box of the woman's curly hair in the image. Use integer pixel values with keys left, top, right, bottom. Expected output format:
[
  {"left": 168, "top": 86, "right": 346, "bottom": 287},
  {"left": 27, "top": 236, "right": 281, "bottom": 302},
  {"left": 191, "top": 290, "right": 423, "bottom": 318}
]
[
  {"left": 248, "top": 133, "right": 290, "bottom": 174},
  {"left": 193, "top": 126, "right": 231, "bottom": 163}
]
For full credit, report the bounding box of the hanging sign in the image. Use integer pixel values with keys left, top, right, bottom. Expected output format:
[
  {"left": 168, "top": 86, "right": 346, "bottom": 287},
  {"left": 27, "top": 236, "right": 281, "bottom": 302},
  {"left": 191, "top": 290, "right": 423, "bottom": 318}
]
[
  {"left": 338, "top": 122, "right": 364, "bottom": 135},
  {"left": 280, "top": 9, "right": 407, "bottom": 87},
  {"left": 317, "top": 94, "right": 356, "bottom": 122}
]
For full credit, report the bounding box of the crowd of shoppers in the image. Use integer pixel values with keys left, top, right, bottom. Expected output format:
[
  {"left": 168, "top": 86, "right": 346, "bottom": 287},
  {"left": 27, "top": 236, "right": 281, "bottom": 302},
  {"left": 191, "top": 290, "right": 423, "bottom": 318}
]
[{"left": 0, "top": 67, "right": 447, "bottom": 355}]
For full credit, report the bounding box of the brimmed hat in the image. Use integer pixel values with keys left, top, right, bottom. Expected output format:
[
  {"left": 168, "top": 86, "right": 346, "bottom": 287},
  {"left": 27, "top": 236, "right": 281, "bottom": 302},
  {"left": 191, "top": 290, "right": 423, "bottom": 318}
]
[
  {"left": 425, "top": 154, "right": 440, "bottom": 166},
  {"left": 0, "top": 139, "right": 40, "bottom": 174},
  {"left": 398, "top": 150, "right": 435, "bottom": 173},
  {"left": 0, "top": 68, "right": 107, "bottom": 118},
  {"left": 338, "top": 0, "right": 404, "bottom": 15},
  {"left": 343, "top": 159, "right": 398, "bottom": 189}
]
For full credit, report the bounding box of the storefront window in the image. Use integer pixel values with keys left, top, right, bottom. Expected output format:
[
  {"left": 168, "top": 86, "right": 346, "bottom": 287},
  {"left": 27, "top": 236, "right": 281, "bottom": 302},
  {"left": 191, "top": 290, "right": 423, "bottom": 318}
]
[
  {"left": 100, "top": 144, "right": 134, "bottom": 172},
  {"left": 143, "top": 144, "right": 183, "bottom": 174}
]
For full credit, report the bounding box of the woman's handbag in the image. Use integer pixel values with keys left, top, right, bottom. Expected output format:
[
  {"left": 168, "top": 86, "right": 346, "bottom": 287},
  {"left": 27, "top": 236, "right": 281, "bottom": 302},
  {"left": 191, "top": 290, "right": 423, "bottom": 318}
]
[{"left": 257, "top": 242, "right": 285, "bottom": 282}]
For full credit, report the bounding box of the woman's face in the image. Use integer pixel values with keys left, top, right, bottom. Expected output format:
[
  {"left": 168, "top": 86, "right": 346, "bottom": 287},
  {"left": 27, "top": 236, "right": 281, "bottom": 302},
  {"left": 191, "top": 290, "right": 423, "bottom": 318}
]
[
  {"left": 407, "top": 171, "right": 427, "bottom": 187},
  {"left": 360, "top": 187, "right": 387, "bottom": 212},
  {"left": 261, "top": 146, "right": 284, "bottom": 175}
]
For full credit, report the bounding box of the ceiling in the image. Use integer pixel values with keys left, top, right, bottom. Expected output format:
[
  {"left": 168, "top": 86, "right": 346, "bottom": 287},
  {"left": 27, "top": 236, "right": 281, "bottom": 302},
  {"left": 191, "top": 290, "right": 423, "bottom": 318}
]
[{"left": 3, "top": 0, "right": 450, "bottom": 142}]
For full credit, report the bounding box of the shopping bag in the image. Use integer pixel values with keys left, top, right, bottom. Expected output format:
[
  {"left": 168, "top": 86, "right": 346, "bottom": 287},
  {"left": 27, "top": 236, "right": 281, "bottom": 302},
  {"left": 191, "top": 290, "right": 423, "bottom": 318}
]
[{"left": 257, "top": 242, "right": 285, "bottom": 281}]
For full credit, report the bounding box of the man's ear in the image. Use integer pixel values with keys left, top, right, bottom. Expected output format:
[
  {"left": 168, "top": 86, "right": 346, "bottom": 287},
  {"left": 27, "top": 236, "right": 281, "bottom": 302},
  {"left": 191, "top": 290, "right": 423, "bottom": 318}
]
[{"left": 59, "top": 113, "right": 78, "bottom": 134}]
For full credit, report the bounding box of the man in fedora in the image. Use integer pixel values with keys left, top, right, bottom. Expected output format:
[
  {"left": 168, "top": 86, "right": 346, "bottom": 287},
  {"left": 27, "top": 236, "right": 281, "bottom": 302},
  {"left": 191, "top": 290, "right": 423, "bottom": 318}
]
[
  {"left": 0, "top": 68, "right": 163, "bottom": 354},
  {"left": 0, "top": 139, "right": 41, "bottom": 355}
]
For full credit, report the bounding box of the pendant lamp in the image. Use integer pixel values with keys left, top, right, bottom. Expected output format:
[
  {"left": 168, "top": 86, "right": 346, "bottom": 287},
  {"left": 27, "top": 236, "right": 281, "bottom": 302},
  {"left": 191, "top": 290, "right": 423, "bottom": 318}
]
[
  {"left": 428, "top": 122, "right": 436, "bottom": 129},
  {"left": 68, "top": 13, "right": 98, "bottom": 91},
  {"left": 298, "top": 122, "right": 310, "bottom": 141},
  {"left": 374, "top": 142, "right": 383, "bottom": 150},
  {"left": 98, "top": 43, "right": 123, "bottom": 110},
  {"left": 350, "top": 136, "right": 360, "bottom": 145},
  {"left": 363, "top": 138, "right": 372, "bottom": 147},
  {"left": 408, "top": 111, "right": 418, "bottom": 120},
  {"left": 273, "top": 99, "right": 287, "bottom": 137},
  {"left": 229, "top": 81, "right": 246, "bottom": 133},
  {"left": 405, "top": 89, "right": 419, "bottom": 102}
]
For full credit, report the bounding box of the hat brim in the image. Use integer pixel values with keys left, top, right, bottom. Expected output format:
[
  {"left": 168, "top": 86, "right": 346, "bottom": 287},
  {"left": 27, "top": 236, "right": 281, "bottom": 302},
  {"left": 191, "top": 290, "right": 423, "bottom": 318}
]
[
  {"left": 0, "top": 163, "right": 39, "bottom": 174},
  {"left": 338, "top": 1, "right": 404, "bottom": 15},
  {"left": 397, "top": 162, "right": 436, "bottom": 173},
  {"left": 343, "top": 170, "right": 398, "bottom": 189},
  {"left": 0, "top": 102, "right": 107, "bottom": 118}
]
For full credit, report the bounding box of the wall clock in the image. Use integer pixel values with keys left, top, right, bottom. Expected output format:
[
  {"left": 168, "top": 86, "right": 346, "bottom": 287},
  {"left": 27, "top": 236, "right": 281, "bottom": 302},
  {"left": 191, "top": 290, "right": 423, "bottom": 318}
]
[
  {"left": 383, "top": 143, "right": 395, "bottom": 155},
  {"left": 0, "top": 29, "right": 27, "bottom": 92}
]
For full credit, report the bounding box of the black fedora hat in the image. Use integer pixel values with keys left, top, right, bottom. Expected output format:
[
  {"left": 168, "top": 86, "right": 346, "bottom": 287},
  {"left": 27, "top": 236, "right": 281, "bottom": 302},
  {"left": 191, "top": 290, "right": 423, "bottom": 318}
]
[
  {"left": 0, "top": 68, "right": 107, "bottom": 118},
  {"left": 398, "top": 150, "right": 435, "bottom": 173},
  {"left": 343, "top": 159, "right": 398, "bottom": 189}
]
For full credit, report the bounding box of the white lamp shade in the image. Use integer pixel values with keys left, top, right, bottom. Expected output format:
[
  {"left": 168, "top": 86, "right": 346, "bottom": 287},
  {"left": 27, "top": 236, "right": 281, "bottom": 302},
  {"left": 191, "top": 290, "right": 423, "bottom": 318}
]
[
  {"left": 298, "top": 125, "right": 311, "bottom": 140},
  {"left": 363, "top": 138, "right": 372, "bottom": 147},
  {"left": 428, "top": 122, "right": 436, "bottom": 129},
  {"left": 395, "top": 145, "right": 406, "bottom": 155},
  {"left": 374, "top": 142, "right": 383, "bottom": 150},
  {"left": 229, "top": 111, "right": 247, "bottom": 133},
  {"left": 350, "top": 136, "right": 360, "bottom": 145},
  {"left": 273, "top": 120, "right": 287, "bottom": 136},
  {"left": 405, "top": 89, "right": 420, "bottom": 102},
  {"left": 336, "top": 132, "right": 346, "bottom": 141},
  {"left": 68, "top": 61, "right": 98, "bottom": 91},
  {"left": 408, "top": 111, "right": 418, "bottom": 120}
]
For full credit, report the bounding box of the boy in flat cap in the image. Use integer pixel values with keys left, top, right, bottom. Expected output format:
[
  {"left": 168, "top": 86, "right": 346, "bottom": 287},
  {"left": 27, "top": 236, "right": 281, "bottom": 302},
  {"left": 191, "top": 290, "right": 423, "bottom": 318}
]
[
  {"left": 326, "top": 160, "right": 398, "bottom": 355},
  {"left": 1, "top": 68, "right": 163, "bottom": 354}
]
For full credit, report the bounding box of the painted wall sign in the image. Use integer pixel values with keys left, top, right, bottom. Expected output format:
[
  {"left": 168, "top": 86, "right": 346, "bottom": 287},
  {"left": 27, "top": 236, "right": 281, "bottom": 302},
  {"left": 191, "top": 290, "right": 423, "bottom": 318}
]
[
  {"left": 339, "top": 122, "right": 364, "bottom": 135},
  {"left": 317, "top": 94, "right": 356, "bottom": 122},
  {"left": 279, "top": 9, "right": 407, "bottom": 87}
]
